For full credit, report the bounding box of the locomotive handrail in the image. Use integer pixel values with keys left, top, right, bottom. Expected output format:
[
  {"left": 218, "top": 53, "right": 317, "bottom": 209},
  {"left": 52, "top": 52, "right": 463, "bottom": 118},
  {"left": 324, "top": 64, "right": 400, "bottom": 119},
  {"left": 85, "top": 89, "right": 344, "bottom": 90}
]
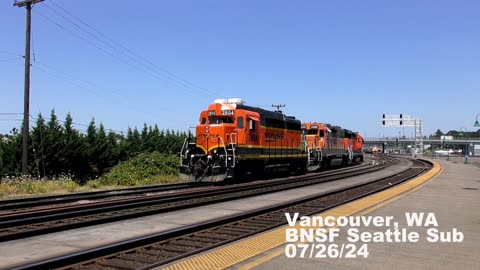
[
  {"left": 217, "top": 136, "right": 228, "bottom": 168},
  {"left": 230, "top": 132, "right": 237, "bottom": 145},
  {"left": 348, "top": 145, "right": 353, "bottom": 162},
  {"left": 180, "top": 137, "right": 189, "bottom": 164},
  {"left": 229, "top": 133, "right": 237, "bottom": 168}
]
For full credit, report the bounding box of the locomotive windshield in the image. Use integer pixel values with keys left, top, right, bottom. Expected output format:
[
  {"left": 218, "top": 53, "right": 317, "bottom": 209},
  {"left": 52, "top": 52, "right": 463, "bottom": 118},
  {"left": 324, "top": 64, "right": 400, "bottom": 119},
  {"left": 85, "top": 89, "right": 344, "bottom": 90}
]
[{"left": 208, "top": 116, "right": 234, "bottom": 124}]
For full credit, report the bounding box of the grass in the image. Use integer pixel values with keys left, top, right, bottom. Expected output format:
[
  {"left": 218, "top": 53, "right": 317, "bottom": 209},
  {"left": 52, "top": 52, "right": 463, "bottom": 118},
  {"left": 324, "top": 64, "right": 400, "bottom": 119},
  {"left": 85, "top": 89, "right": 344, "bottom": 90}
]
[
  {"left": 0, "top": 152, "right": 182, "bottom": 199},
  {"left": 0, "top": 175, "right": 84, "bottom": 198},
  {"left": 0, "top": 152, "right": 184, "bottom": 198},
  {"left": 98, "top": 152, "right": 180, "bottom": 186},
  {"left": 0, "top": 175, "right": 181, "bottom": 199}
]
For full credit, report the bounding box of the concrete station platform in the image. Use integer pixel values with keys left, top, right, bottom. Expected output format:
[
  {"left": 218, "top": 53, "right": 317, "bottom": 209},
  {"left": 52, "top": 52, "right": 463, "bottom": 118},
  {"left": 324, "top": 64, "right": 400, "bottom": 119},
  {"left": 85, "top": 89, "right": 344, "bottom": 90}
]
[
  {"left": 165, "top": 158, "right": 478, "bottom": 270},
  {"left": 0, "top": 158, "right": 411, "bottom": 269}
]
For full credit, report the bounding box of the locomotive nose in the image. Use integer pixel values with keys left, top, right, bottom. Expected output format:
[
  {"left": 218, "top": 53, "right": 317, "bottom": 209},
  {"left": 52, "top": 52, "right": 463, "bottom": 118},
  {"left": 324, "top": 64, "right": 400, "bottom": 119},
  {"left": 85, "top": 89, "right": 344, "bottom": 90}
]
[{"left": 196, "top": 124, "right": 235, "bottom": 154}]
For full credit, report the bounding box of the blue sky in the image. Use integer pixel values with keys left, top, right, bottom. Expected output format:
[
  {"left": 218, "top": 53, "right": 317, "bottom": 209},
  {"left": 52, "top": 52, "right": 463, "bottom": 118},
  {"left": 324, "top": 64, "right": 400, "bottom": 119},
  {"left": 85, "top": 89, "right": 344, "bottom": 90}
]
[{"left": 1, "top": 0, "right": 479, "bottom": 138}]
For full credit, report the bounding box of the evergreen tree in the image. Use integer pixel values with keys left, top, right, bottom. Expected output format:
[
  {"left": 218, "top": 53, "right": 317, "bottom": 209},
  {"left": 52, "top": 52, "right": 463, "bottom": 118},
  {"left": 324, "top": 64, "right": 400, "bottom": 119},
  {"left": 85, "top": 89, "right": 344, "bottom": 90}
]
[
  {"left": 140, "top": 123, "right": 149, "bottom": 152},
  {"left": 30, "top": 113, "right": 47, "bottom": 177},
  {"left": 0, "top": 128, "right": 22, "bottom": 177},
  {"left": 46, "top": 109, "right": 66, "bottom": 176},
  {"left": 434, "top": 129, "right": 443, "bottom": 137},
  {"left": 0, "top": 109, "right": 190, "bottom": 179},
  {"left": 96, "top": 123, "right": 110, "bottom": 173},
  {"left": 85, "top": 118, "right": 99, "bottom": 175},
  {"left": 62, "top": 113, "right": 89, "bottom": 180}
]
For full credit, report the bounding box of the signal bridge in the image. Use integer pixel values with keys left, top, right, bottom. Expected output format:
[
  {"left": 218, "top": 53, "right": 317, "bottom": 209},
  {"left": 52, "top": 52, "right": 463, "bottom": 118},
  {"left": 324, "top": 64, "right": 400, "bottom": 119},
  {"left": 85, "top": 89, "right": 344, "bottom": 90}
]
[{"left": 364, "top": 137, "right": 480, "bottom": 156}]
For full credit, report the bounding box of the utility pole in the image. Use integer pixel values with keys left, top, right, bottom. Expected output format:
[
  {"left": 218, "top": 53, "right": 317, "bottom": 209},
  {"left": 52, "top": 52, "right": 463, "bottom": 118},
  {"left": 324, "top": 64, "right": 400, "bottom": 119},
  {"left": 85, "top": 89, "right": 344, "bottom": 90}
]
[{"left": 14, "top": 0, "right": 44, "bottom": 174}]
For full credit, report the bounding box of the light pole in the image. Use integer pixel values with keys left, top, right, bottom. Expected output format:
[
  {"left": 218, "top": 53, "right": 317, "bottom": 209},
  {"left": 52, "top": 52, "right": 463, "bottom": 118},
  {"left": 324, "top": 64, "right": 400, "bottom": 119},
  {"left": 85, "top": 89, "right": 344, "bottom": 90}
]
[
  {"left": 474, "top": 114, "right": 480, "bottom": 127},
  {"left": 460, "top": 127, "right": 468, "bottom": 164}
]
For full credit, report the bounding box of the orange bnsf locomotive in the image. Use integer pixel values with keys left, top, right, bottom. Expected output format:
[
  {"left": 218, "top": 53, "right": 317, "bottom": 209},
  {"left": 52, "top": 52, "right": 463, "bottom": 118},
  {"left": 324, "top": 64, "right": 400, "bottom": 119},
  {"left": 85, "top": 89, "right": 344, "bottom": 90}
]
[
  {"left": 180, "top": 98, "right": 306, "bottom": 181},
  {"left": 302, "top": 122, "right": 364, "bottom": 171},
  {"left": 180, "top": 99, "right": 364, "bottom": 182}
]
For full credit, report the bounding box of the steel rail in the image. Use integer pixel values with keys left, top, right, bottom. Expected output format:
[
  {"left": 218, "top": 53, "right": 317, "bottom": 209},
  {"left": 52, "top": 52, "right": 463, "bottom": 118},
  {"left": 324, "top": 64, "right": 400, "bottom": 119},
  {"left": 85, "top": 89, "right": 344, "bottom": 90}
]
[
  {"left": 0, "top": 157, "right": 395, "bottom": 242},
  {"left": 8, "top": 158, "right": 431, "bottom": 270}
]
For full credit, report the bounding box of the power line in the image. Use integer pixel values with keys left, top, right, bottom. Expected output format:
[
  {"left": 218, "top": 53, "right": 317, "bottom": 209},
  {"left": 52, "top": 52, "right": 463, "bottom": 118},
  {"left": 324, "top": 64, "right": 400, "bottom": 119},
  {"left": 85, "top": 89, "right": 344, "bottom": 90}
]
[
  {"left": 0, "top": 57, "right": 24, "bottom": 63},
  {"left": 31, "top": 63, "right": 177, "bottom": 125},
  {"left": 0, "top": 50, "right": 24, "bottom": 57},
  {"left": 48, "top": 0, "right": 222, "bottom": 99},
  {"left": 29, "top": 114, "right": 126, "bottom": 134},
  {"left": 34, "top": 7, "right": 218, "bottom": 99},
  {"left": 30, "top": 62, "right": 185, "bottom": 116},
  {"left": 43, "top": 3, "right": 215, "bottom": 99},
  {"left": 33, "top": 60, "right": 97, "bottom": 88},
  {"left": 32, "top": 64, "right": 100, "bottom": 96}
]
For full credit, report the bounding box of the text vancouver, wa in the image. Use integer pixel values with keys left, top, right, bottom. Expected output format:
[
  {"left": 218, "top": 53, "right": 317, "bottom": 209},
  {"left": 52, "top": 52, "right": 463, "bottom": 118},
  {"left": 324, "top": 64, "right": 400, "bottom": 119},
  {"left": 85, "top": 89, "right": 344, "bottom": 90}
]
[{"left": 284, "top": 212, "right": 464, "bottom": 259}]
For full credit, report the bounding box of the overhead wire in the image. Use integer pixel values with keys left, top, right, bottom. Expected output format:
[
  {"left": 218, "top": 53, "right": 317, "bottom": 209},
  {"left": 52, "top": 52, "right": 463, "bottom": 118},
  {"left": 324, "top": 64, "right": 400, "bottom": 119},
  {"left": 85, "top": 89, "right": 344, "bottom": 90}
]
[
  {"left": 32, "top": 9, "right": 202, "bottom": 97},
  {"left": 48, "top": 0, "right": 222, "bottom": 99},
  {"left": 30, "top": 61, "right": 186, "bottom": 117},
  {"left": 43, "top": 2, "right": 218, "bottom": 100},
  {"left": 0, "top": 57, "right": 24, "bottom": 63},
  {"left": 29, "top": 114, "right": 126, "bottom": 134},
  {"left": 0, "top": 50, "right": 23, "bottom": 57},
  {"left": 0, "top": 119, "right": 23, "bottom": 122},
  {"left": 31, "top": 64, "right": 101, "bottom": 97},
  {"left": 34, "top": 4, "right": 218, "bottom": 99}
]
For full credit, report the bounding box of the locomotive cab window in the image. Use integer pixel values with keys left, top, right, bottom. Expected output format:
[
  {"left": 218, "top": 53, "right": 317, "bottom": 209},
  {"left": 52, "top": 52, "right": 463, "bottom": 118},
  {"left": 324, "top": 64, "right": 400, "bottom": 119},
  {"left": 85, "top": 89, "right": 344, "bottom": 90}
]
[
  {"left": 320, "top": 130, "right": 325, "bottom": 137},
  {"left": 201, "top": 117, "right": 207, "bottom": 124},
  {"left": 249, "top": 119, "right": 255, "bottom": 131},
  {"left": 209, "top": 116, "right": 234, "bottom": 124},
  {"left": 237, "top": 117, "right": 244, "bottom": 129}
]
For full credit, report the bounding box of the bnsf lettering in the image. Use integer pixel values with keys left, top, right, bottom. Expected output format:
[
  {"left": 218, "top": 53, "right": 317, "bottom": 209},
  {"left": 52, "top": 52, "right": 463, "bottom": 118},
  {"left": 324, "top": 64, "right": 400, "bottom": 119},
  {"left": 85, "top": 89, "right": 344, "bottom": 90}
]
[
  {"left": 207, "top": 111, "right": 215, "bottom": 116},
  {"left": 198, "top": 133, "right": 220, "bottom": 138},
  {"left": 265, "top": 132, "right": 284, "bottom": 140}
]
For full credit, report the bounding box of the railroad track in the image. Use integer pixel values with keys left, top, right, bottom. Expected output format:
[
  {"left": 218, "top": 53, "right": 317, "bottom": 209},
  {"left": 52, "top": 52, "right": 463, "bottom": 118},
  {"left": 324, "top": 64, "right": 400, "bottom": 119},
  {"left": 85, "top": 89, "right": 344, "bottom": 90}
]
[
  {"left": 0, "top": 160, "right": 375, "bottom": 215},
  {"left": 0, "top": 157, "right": 394, "bottom": 242},
  {"left": 9, "top": 158, "right": 431, "bottom": 270},
  {"left": 0, "top": 181, "right": 212, "bottom": 213}
]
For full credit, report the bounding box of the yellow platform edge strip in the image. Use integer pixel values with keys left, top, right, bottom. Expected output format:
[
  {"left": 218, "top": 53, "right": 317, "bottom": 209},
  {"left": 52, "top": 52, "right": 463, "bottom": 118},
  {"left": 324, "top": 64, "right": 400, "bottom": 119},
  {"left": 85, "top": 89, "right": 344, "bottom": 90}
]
[{"left": 161, "top": 160, "right": 442, "bottom": 270}]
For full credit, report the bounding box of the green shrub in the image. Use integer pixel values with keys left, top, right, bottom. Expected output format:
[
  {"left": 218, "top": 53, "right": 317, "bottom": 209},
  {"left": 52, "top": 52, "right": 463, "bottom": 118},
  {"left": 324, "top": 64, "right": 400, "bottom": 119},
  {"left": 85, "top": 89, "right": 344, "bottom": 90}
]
[{"left": 99, "top": 152, "right": 179, "bottom": 186}]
